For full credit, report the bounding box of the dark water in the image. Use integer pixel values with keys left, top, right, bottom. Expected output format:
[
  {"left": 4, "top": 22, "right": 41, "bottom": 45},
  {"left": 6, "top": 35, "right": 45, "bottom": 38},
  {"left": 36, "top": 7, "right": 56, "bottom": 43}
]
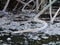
[{"left": 0, "top": 33, "right": 60, "bottom": 45}]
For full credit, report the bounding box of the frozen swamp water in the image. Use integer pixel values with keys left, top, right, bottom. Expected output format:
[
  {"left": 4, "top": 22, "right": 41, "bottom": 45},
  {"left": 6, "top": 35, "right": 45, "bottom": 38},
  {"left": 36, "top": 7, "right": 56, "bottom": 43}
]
[{"left": 0, "top": 13, "right": 60, "bottom": 45}]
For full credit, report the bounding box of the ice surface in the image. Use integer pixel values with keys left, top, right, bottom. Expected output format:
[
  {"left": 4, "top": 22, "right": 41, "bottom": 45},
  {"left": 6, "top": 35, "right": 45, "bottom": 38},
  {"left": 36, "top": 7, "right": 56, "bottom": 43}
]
[{"left": 44, "top": 23, "right": 60, "bottom": 35}]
